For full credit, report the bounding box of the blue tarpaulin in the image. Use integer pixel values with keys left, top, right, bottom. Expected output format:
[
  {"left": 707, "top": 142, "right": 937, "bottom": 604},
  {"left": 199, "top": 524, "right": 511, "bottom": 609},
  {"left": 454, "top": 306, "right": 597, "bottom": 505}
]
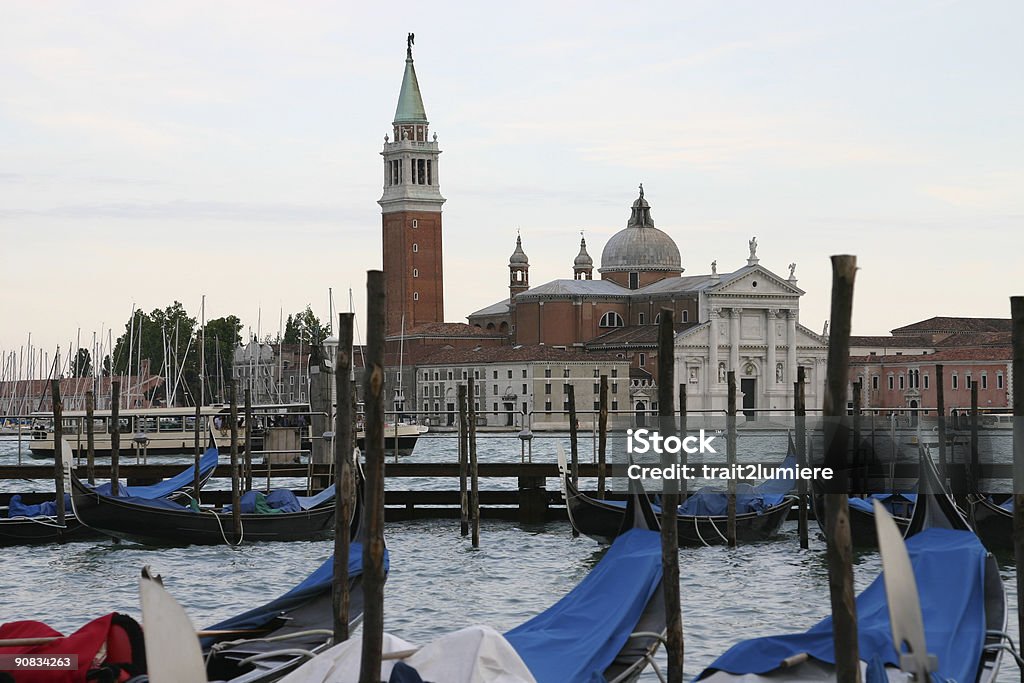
[
  {"left": 7, "top": 494, "right": 71, "bottom": 518},
  {"left": 848, "top": 492, "right": 917, "bottom": 516},
  {"left": 505, "top": 528, "right": 663, "bottom": 683},
  {"left": 695, "top": 528, "right": 989, "bottom": 683},
  {"left": 200, "top": 543, "right": 386, "bottom": 647},
  {"left": 221, "top": 487, "right": 327, "bottom": 514},
  {"left": 93, "top": 447, "right": 219, "bottom": 499}
]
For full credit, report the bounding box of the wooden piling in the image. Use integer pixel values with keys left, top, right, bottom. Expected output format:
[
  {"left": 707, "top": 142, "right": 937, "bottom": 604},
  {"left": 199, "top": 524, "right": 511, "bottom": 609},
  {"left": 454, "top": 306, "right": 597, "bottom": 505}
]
[
  {"left": 726, "top": 371, "right": 737, "bottom": 547},
  {"left": 936, "top": 363, "right": 947, "bottom": 479},
  {"left": 970, "top": 382, "right": 980, "bottom": 497},
  {"left": 229, "top": 382, "right": 241, "bottom": 540},
  {"left": 244, "top": 388, "right": 253, "bottom": 491},
  {"left": 458, "top": 384, "right": 469, "bottom": 537},
  {"left": 568, "top": 383, "right": 579, "bottom": 487},
  {"left": 658, "top": 310, "right": 684, "bottom": 683},
  {"left": 679, "top": 383, "right": 687, "bottom": 499},
  {"left": 51, "top": 379, "right": 66, "bottom": 531},
  {"left": 598, "top": 375, "right": 608, "bottom": 499},
  {"left": 85, "top": 390, "right": 96, "bottom": 485},
  {"left": 1009, "top": 296, "right": 1024, "bottom": 683},
  {"left": 192, "top": 389, "right": 202, "bottom": 501},
  {"left": 795, "top": 366, "right": 809, "bottom": 550},
  {"left": 469, "top": 377, "right": 480, "bottom": 548},
  {"left": 852, "top": 379, "right": 862, "bottom": 493},
  {"left": 822, "top": 255, "right": 860, "bottom": 683},
  {"left": 111, "top": 379, "right": 120, "bottom": 496},
  {"left": 333, "top": 312, "right": 355, "bottom": 644},
  {"left": 359, "top": 270, "right": 387, "bottom": 683}
]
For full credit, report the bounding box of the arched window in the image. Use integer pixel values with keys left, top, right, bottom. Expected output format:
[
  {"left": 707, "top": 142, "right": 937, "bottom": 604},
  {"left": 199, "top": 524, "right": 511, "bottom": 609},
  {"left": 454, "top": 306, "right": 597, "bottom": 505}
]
[
  {"left": 412, "top": 243, "right": 419, "bottom": 253},
  {"left": 413, "top": 292, "right": 419, "bottom": 301},
  {"left": 682, "top": 310, "right": 688, "bottom": 322},
  {"left": 413, "top": 268, "right": 418, "bottom": 277},
  {"left": 599, "top": 311, "right": 625, "bottom": 328}
]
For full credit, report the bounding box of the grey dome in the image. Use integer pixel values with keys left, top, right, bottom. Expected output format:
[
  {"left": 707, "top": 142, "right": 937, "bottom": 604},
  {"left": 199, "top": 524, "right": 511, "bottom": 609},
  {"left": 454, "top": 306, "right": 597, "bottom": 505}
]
[
  {"left": 599, "top": 191, "right": 682, "bottom": 274},
  {"left": 509, "top": 235, "right": 529, "bottom": 266}
]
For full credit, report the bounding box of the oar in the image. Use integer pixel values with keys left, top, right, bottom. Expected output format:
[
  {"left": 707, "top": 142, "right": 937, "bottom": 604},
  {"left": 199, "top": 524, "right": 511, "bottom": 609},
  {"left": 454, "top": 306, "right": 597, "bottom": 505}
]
[
  {"left": 139, "top": 566, "right": 209, "bottom": 683},
  {"left": 873, "top": 499, "right": 937, "bottom": 678}
]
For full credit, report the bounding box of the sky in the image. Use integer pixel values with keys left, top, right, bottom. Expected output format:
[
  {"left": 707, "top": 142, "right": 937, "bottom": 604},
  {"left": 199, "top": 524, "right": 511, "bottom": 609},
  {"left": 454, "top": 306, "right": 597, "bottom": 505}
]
[{"left": 1, "top": 1, "right": 1022, "bottom": 373}]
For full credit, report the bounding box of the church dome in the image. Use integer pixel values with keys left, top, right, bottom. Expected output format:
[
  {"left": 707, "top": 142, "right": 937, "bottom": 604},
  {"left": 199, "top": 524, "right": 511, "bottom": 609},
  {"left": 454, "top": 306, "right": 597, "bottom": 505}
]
[
  {"left": 599, "top": 188, "right": 682, "bottom": 274},
  {"left": 509, "top": 235, "right": 529, "bottom": 266}
]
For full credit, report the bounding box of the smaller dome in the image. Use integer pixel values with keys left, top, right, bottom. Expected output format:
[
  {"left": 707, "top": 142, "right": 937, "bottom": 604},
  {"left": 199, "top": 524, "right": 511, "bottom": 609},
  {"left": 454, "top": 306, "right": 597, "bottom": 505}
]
[
  {"left": 509, "top": 235, "right": 529, "bottom": 266},
  {"left": 574, "top": 236, "right": 593, "bottom": 267},
  {"left": 599, "top": 188, "right": 682, "bottom": 274}
]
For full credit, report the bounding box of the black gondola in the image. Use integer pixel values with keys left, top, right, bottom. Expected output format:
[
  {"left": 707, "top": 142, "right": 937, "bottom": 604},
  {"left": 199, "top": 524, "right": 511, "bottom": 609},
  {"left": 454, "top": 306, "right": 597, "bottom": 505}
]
[
  {"left": 810, "top": 478, "right": 914, "bottom": 546},
  {"left": 1, "top": 445, "right": 220, "bottom": 547},
  {"left": 561, "top": 446, "right": 796, "bottom": 547},
  {"left": 970, "top": 495, "right": 1013, "bottom": 551},
  {"left": 696, "top": 451, "right": 1006, "bottom": 682},
  {"left": 200, "top": 474, "right": 368, "bottom": 683},
  {"left": 70, "top": 470, "right": 337, "bottom": 546}
]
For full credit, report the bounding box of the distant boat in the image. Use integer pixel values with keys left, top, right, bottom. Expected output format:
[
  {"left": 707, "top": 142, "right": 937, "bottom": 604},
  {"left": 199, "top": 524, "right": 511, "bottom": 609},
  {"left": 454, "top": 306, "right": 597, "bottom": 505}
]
[{"left": 26, "top": 405, "right": 243, "bottom": 458}]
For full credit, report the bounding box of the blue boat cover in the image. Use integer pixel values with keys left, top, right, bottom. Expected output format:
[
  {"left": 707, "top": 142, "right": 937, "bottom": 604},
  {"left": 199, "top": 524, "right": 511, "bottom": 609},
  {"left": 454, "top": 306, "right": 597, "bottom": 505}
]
[
  {"left": 199, "top": 543, "right": 387, "bottom": 647},
  {"left": 505, "top": 528, "right": 663, "bottom": 682},
  {"left": 221, "top": 487, "right": 326, "bottom": 514},
  {"left": 999, "top": 497, "right": 1013, "bottom": 512},
  {"left": 92, "top": 447, "right": 219, "bottom": 499},
  {"left": 7, "top": 494, "right": 71, "bottom": 518},
  {"left": 848, "top": 493, "right": 917, "bottom": 516},
  {"left": 295, "top": 484, "right": 336, "bottom": 510},
  {"left": 695, "top": 528, "right": 989, "bottom": 683}
]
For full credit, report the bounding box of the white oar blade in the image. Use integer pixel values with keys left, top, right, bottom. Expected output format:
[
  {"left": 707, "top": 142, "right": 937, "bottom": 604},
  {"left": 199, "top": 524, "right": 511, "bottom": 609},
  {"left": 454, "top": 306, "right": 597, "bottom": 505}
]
[
  {"left": 873, "top": 499, "right": 935, "bottom": 677},
  {"left": 139, "top": 568, "right": 208, "bottom": 683}
]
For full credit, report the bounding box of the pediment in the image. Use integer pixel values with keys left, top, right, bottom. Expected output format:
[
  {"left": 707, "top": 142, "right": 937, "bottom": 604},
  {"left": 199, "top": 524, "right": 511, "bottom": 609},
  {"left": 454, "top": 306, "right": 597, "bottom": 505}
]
[{"left": 711, "top": 266, "right": 803, "bottom": 297}]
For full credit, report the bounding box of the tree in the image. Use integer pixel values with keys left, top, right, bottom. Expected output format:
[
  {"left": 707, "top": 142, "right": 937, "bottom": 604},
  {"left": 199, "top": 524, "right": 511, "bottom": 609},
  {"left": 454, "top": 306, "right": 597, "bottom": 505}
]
[
  {"left": 110, "top": 302, "right": 198, "bottom": 404},
  {"left": 72, "top": 348, "right": 92, "bottom": 377},
  {"left": 282, "top": 306, "right": 329, "bottom": 364},
  {"left": 203, "top": 315, "right": 243, "bottom": 401}
]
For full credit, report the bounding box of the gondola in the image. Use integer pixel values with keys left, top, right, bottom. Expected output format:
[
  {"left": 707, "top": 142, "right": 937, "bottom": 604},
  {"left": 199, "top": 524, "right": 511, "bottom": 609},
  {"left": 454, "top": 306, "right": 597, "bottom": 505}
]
[
  {"left": 562, "top": 442, "right": 797, "bottom": 547},
  {"left": 968, "top": 495, "right": 1013, "bottom": 552},
  {"left": 69, "top": 455, "right": 337, "bottom": 546},
  {"left": 270, "top": 475, "right": 667, "bottom": 682},
  {"left": 810, "top": 480, "right": 914, "bottom": 546},
  {"left": 695, "top": 452, "right": 1006, "bottom": 683},
  {"left": 0, "top": 443, "right": 220, "bottom": 547},
  {"left": 200, "top": 472, "right": 370, "bottom": 683}
]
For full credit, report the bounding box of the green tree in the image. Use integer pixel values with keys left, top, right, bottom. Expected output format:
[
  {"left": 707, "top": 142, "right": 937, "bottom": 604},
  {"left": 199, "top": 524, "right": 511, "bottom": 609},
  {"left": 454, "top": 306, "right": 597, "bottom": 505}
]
[
  {"left": 282, "top": 306, "right": 329, "bottom": 364},
  {"left": 111, "top": 302, "right": 198, "bottom": 404},
  {"left": 202, "top": 315, "right": 243, "bottom": 401},
  {"left": 72, "top": 348, "right": 92, "bottom": 377}
]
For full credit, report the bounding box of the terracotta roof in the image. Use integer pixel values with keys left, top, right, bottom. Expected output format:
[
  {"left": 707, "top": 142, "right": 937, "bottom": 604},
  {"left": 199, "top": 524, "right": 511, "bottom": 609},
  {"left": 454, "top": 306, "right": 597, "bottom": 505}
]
[
  {"left": 585, "top": 323, "right": 697, "bottom": 349},
  {"left": 934, "top": 332, "right": 1013, "bottom": 347},
  {"left": 850, "top": 347, "right": 1011, "bottom": 364},
  {"left": 892, "top": 317, "right": 1011, "bottom": 335},
  {"left": 395, "top": 322, "right": 506, "bottom": 339},
  {"left": 417, "top": 345, "right": 624, "bottom": 366},
  {"left": 849, "top": 335, "right": 930, "bottom": 348}
]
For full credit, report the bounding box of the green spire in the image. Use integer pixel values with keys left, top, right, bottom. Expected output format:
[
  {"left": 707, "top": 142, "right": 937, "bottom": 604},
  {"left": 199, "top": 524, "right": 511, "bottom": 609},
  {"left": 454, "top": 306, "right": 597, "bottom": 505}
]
[{"left": 393, "top": 34, "right": 428, "bottom": 124}]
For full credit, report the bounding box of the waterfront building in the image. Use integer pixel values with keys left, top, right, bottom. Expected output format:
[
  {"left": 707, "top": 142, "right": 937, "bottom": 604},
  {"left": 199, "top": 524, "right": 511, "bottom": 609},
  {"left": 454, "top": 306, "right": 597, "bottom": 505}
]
[
  {"left": 413, "top": 345, "right": 629, "bottom": 429},
  {"left": 848, "top": 317, "right": 1013, "bottom": 415}
]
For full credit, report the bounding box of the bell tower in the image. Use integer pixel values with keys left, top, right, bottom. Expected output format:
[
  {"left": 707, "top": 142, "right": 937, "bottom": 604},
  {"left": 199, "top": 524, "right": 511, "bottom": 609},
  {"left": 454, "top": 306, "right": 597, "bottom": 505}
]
[{"left": 380, "top": 34, "right": 445, "bottom": 336}]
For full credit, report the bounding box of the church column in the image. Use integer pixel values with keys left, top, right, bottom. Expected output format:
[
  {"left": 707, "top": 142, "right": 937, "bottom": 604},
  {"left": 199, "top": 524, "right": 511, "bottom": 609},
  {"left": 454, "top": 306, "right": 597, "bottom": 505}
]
[
  {"left": 786, "top": 309, "right": 798, "bottom": 384},
  {"left": 729, "top": 308, "right": 741, "bottom": 373},
  {"left": 766, "top": 309, "right": 777, "bottom": 393},
  {"left": 708, "top": 309, "right": 720, "bottom": 389}
]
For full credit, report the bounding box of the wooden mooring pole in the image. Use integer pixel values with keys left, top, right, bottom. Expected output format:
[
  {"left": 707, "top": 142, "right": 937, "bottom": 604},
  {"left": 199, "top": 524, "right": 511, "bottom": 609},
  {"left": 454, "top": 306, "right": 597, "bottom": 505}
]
[
  {"left": 111, "top": 379, "right": 120, "bottom": 496},
  {"left": 726, "top": 371, "right": 737, "bottom": 547},
  {"left": 51, "top": 379, "right": 66, "bottom": 532},
  {"left": 192, "top": 386, "right": 201, "bottom": 501},
  {"left": 360, "top": 271, "right": 387, "bottom": 683},
  {"left": 458, "top": 384, "right": 469, "bottom": 537},
  {"left": 658, "top": 310, "right": 684, "bottom": 682},
  {"left": 795, "top": 366, "right": 809, "bottom": 550},
  {"left": 333, "top": 312, "right": 355, "bottom": 644},
  {"left": 970, "top": 382, "right": 980, "bottom": 499},
  {"left": 823, "top": 255, "right": 860, "bottom": 683},
  {"left": 568, "top": 383, "right": 579, "bottom": 487},
  {"left": 597, "top": 375, "right": 608, "bottom": 499},
  {"left": 469, "top": 377, "right": 480, "bottom": 548},
  {"left": 85, "top": 390, "right": 96, "bottom": 485},
  {"left": 936, "top": 363, "right": 947, "bottom": 480},
  {"left": 679, "top": 383, "right": 687, "bottom": 499},
  {"left": 852, "top": 379, "right": 862, "bottom": 494},
  {"left": 244, "top": 388, "right": 253, "bottom": 491},
  {"left": 1009, "top": 296, "right": 1024, "bottom": 683},
  {"left": 229, "top": 382, "right": 241, "bottom": 540}
]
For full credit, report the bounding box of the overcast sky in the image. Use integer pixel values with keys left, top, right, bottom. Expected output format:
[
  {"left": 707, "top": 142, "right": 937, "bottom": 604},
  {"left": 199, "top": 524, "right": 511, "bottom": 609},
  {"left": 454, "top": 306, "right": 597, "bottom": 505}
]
[{"left": 2, "top": 1, "right": 1022, "bottom": 371}]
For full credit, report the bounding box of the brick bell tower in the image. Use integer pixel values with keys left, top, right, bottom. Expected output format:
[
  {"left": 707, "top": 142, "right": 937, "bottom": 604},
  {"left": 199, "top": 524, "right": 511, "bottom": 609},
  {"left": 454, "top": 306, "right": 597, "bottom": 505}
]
[{"left": 380, "top": 33, "right": 446, "bottom": 336}]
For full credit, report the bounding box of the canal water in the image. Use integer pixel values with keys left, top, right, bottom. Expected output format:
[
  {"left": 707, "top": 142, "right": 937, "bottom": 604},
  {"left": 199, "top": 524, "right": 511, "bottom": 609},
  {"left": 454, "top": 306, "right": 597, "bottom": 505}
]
[{"left": 1, "top": 434, "right": 1020, "bottom": 681}]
